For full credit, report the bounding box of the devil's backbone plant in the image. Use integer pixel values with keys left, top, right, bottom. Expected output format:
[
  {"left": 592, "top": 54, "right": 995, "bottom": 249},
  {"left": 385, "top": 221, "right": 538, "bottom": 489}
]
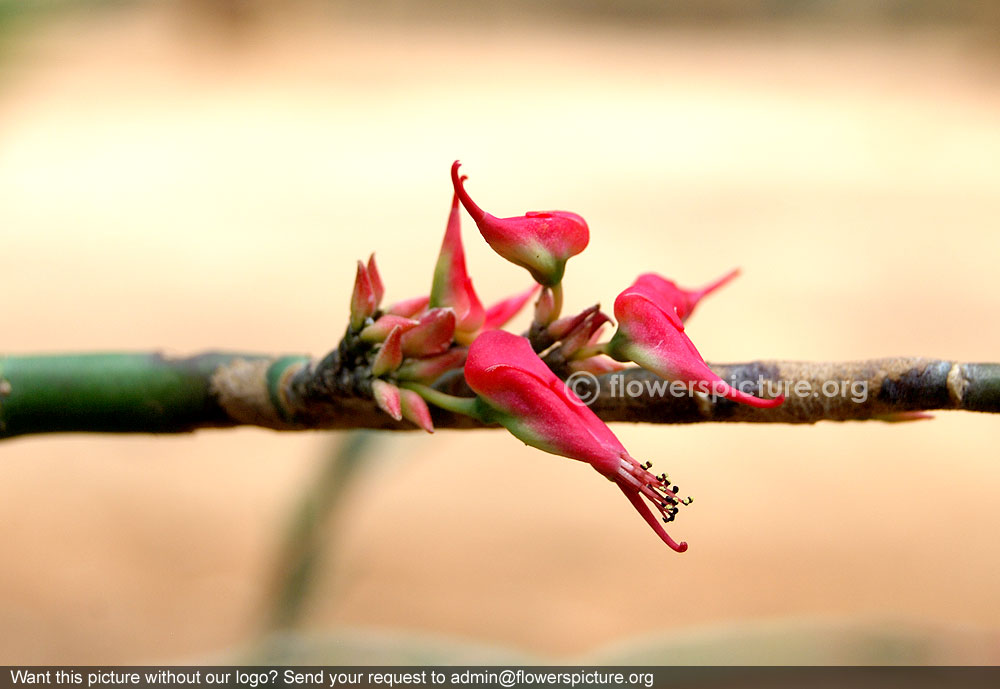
[{"left": 3, "top": 161, "right": 998, "bottom": 552}]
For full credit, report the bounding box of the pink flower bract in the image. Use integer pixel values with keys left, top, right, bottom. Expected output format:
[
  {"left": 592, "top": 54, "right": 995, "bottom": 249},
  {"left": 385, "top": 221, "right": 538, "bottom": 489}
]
[
  {"left": 465, "top": 329, "right": 690, "bottom": 552},
  {"left": 429, "top": 185, "right": 486, "bottom": 341},
  {"left": 451, "top": 161, "right": 588, "bottom": 287},
  {"left": 609, "top": 279, "right": 784, "bottom": 409},
  {"left": 633, "top": 268, "right": 740, "bottom": 322}
]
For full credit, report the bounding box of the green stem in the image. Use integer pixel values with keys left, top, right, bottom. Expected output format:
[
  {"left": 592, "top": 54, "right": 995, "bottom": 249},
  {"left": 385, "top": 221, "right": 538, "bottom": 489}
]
[
  {"left": 0, "top": 352, "right": 307, "bottom": 439},
  {"left": 571, "top": 342, "right": 610, "bottom": 361},
  {"left": 0, "top": 353, "right": 233, "bottom": 437},
  {"left": 400, "top": 382, "right": 480, "bottom": 418},
  {"left": 550, "top": 281, "right": 564, "bottom": 321}
]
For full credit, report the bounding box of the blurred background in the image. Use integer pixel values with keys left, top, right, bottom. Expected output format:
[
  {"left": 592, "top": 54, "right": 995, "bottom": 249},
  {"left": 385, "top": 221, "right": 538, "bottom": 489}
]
[{"left": 2, "top": 0, "right": 1000, "bottom": 665}]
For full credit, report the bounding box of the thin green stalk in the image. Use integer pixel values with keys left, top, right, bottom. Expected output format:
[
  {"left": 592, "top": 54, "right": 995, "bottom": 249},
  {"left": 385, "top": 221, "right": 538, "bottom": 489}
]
[
  {"left": 571, "top": 342, "right": 610, "bottom": 361},
  {"left": 265, "top": 431, "right": 377, "bottom": 631},
  {"left": 550, "top": 282, "right": 564, "bottom": 321},
  {"left": 399, "top": 382, "right": 480, "bottom": 418}
]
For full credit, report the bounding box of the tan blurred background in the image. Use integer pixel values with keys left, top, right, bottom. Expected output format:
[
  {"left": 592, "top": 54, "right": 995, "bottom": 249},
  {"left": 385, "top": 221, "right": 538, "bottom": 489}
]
[{"left": 2, "top": 0, "right": 1000, "bottom": 665}]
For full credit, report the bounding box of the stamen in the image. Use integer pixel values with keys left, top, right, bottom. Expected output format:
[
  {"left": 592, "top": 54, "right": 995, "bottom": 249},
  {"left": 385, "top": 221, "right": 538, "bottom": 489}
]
[
  {"left": 639, "top": 483, "right": 668, "bottom": 504},
  {"left": 616, "top": 468, "right": 644, "bottom": 491},
  {"left": 616, "top": 482, "right": 688, "bottom": 553},
  {"left": 616, "top": 454, "right": 692, "bottom": 541}
]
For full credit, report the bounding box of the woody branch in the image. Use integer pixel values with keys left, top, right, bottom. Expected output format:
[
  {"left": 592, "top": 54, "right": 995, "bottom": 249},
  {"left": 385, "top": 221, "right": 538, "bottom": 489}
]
[{"left": 0, "top": 351, "right": 996, "bottom": 439}]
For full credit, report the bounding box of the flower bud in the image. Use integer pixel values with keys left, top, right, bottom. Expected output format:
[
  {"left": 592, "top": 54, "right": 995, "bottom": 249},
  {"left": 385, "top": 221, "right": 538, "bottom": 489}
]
[
  {"left": 400, "top": 308, "right": 457, "bottom": 358},
  {"left": 558, "top": 310, "right": 610, "bottom": 359},
  {"left": 400, "top": 388, "right": 435, "bottom": 433},
  {"left": 533, "top": 287, "right": 557, "bottom": 326},
  {"left": 547, "top": 304, "right": 600, "bottom": 341},
  {"left": 395, "top": 348, "right": 468, "bottom": 384},
  {"left": 372, "top": 379, "right": 402, "bottom": 421},
  {"left": 567, "top": 356, "right": 626, "bottom": 376},
  {"left": 360, "top": 315, "right": 420, "bottom": 343},
  {"left": 367, "top": 253, "right": 385, "bottom": 307},
  {"left": 349, "top": 260, "right": 377, "bottom": 331},
  {"left": 371, "top": 326, "right": 404, "bottom": 377}
]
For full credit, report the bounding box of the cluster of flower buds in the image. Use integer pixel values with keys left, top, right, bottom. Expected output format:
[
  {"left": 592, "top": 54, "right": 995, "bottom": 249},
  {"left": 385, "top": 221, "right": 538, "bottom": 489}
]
[
  {"left": 343, "top": 161, "right": 784, "bottom": 551},
  {"left": 347, "top": 187, "right": 539, "bottom": 433}
]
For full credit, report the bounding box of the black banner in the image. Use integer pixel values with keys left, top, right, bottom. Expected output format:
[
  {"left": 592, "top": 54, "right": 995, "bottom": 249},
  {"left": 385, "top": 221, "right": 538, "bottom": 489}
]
[{"left": 3, "top": 667, "right": 999, "bottom": 689}]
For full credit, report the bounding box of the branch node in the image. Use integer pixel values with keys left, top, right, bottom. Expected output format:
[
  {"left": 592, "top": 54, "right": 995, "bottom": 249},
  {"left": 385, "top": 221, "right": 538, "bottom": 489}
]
[
  {"left": 947, "top": 362, "right": 969, "bottom": 406},
  {"left": 211, "top": 357, "right": 301, "bottom": 430}
]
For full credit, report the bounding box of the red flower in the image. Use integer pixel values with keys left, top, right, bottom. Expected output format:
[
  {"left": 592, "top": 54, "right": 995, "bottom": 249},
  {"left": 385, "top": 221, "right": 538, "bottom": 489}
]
[
  {"left": 465, "top": 330, "right": 690, "bottom": 552},
  {"left": 451, "top": 161, "right": 588, "bottom": 287},
  {"left": 482, "top": 284, "right": 541, "bottom": 330},
  {"left": 429, "top": 185, "right": 486, "bottom": 341},
  {"left": 608, "top": 279, "right": 784, "bottom": 409},
  {"left": 633, "top": 268, "right": 740, "bottom": 322}
]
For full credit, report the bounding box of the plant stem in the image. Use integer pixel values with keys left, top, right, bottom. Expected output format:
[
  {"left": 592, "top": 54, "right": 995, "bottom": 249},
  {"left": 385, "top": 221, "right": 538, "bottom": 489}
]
[
  {"left": 2, "top": 352, "right": 999, "bottom": 439},
  {"left": 399, "top": 382, "right": 480, "bottom": 418},
  {"left": 265, "top": 431, "right": 377, "bottom": 631},
  {"left": 571, "top": 343, "right": 610, "bottom": 361},
  {"left": 552, "top": 282, "right": 564, "bottom": 319}
]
